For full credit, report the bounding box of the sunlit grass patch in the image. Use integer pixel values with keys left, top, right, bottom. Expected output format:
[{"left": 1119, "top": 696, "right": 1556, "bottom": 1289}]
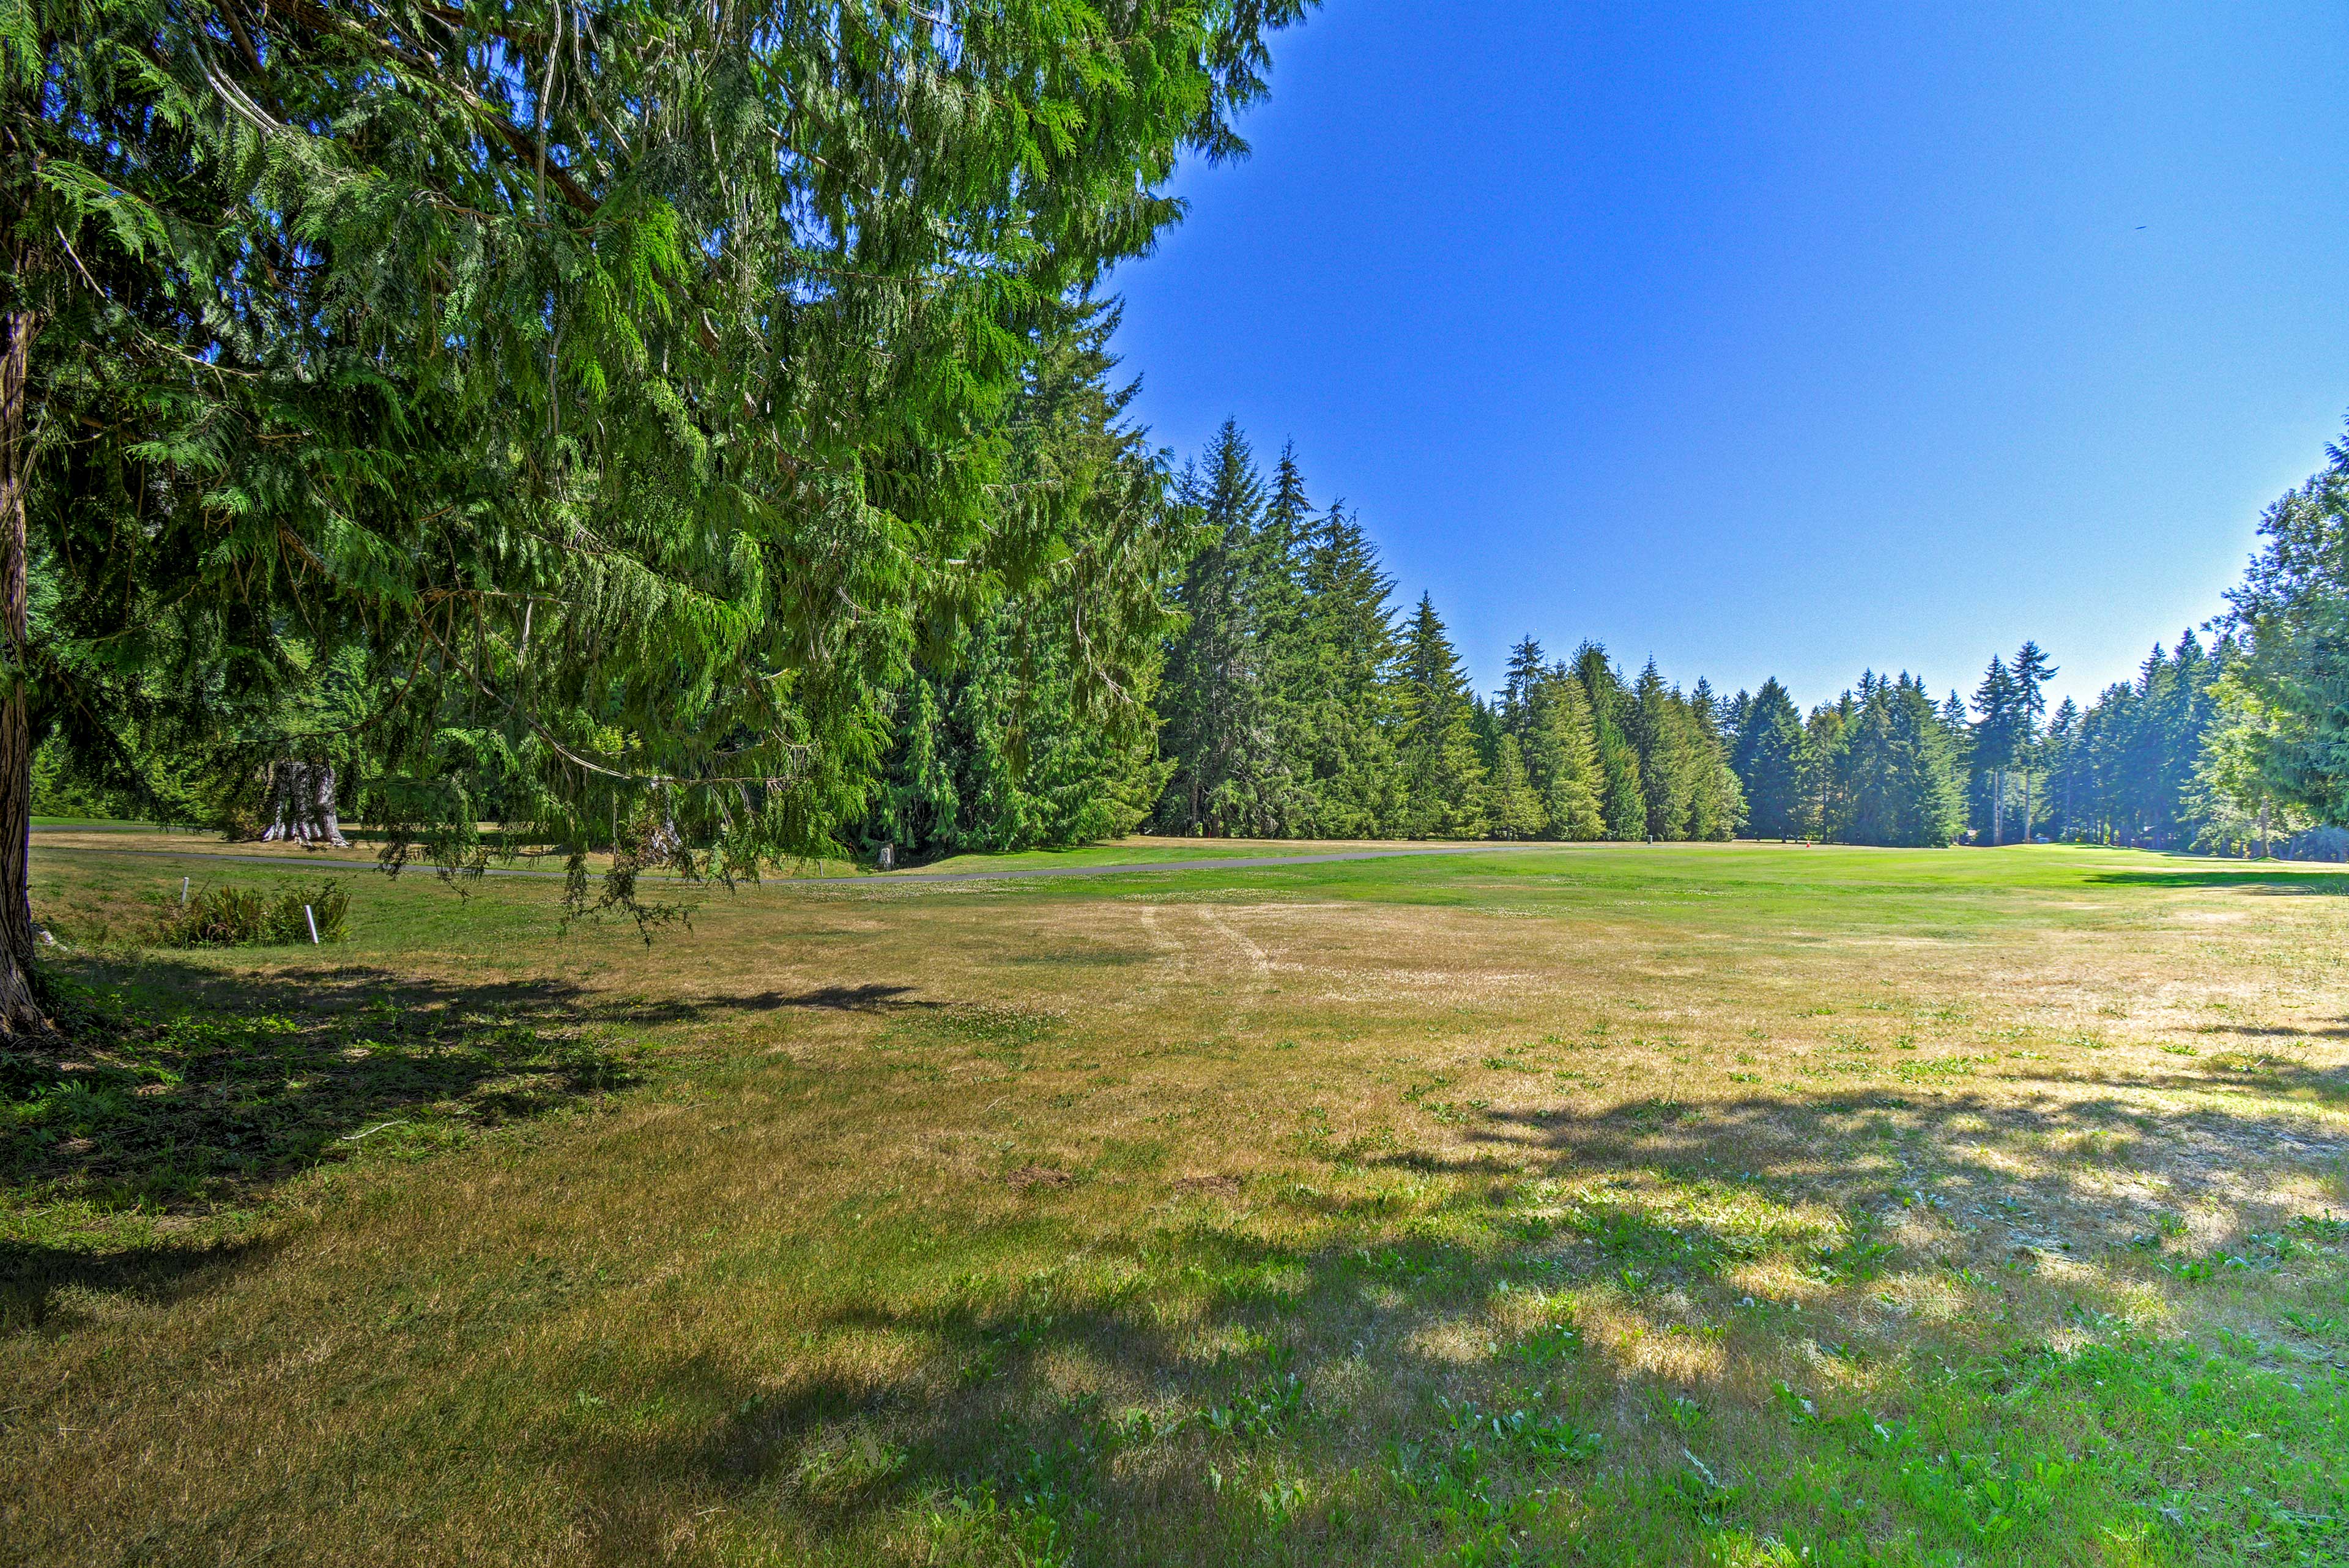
[{"left": 8, "top": 841, "right": 2349, "bottom": 1563}]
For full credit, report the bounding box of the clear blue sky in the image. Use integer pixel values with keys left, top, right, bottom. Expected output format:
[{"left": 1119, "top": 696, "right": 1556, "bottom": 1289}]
[{"left": 1106, "top": 1, "right": 2349, "bottom": 713}]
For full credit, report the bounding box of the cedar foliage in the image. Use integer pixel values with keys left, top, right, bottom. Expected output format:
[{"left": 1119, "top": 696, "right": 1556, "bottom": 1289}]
[{"left": 7, "top": 0, "right": 1314, "bottom": 1028}]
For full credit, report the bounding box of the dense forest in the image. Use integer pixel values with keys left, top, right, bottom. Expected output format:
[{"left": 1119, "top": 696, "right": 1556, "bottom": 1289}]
[{"left": 842, "top": 412, "right": 2349, "bottom": 861}]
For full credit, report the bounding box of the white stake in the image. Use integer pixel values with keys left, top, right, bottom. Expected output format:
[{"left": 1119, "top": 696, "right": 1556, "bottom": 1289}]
[
  {"left": 180, "top": 876, "right": 190, "bottom": 905},
  {"left": 305, "top": 904, "right": 320, "bottom": 945}
]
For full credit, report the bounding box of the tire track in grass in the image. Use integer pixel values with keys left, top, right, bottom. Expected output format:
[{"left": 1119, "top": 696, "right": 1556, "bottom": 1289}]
[{"left": 1198, "top": 905, "right": 1275, "bottom": 1035}]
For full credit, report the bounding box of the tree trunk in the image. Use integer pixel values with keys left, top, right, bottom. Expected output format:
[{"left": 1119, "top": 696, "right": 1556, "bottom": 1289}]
[
  {"left": 0, "top": 308, "right": 51, "bottom": 1036},
  {"left": 2021, "top": 768, "right": 2033, "bottom": 845},
  {"left": 1991, "top": 767, "right": 2005, "bottom": 845},
  {"left": 259, "top": 759, "right": 349, "bottom": 846}
]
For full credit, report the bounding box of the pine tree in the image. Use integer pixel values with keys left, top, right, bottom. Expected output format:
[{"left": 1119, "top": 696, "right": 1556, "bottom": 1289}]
[
  {"left": 1253, "top": 442, "right": 1317, "bottom": 829},
  {"left": 1528, "top": 673, "right": 1606, "bottom": 839},
  {"left": 2221, "top": 431, "right": 2349, "bottom": 827},
  {"left": 1971, "top": 657, "right": 2021, "bottom": 843},
  {"left": 1397, "top": 595, "right": 1488, "bottom": 838},
  {"left": 1685, "top": 678, "right": 1747, "bottom": 841},
  {"left": 1805, "top": 694, "right": 1857, "bottom": 838},
  {"left": 2009, "top": 641, "right": 2057, "bottom": 841},
  {"left": 874, "top": 679, "right": 962, "bottom": 855},
  {"left": 1501, "top": 643, "right": 1604, "bottom": 841},
  {"left": 1157, "top": 422, "right": 1286, "bottom": 835},
  {"left": 1502, "top": 637, "right": 1549, "bottom": 725},
  {"left": 1814, "top": 674, "right": 1965, "bottom": 846},
  {"left": 1627, "top": 660, "right": 1697, "bottom": 839},
  {"left": 1732, "top": 677, "right": 1811, "bottom": 838},
  {"left": 2189, "top": 682, "right": 2303, "bottom": 856},
  {"left": 1292, "top": 499, "right": 1403, "bottom": 834},
  {"left": 1573, "top": 644, "right": 1645, "bottom": 839},
  {"left": 1483, "top": 735, "right": 1545, "bottom": 840}
]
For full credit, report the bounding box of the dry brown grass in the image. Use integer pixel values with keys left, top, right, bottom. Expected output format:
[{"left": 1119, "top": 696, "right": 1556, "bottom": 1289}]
[{"left": 5, "top": 842, "right": 2347, "bottom": 1565}]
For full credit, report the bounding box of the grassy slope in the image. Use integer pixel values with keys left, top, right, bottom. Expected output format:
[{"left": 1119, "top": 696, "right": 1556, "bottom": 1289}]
[{"left": 4, "top": 844, "right": 2347, "bottom": 1566}]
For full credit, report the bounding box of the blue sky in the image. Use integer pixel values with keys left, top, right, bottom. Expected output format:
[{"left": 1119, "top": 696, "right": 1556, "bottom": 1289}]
[{"left": 1106, "top": 1, "right": 2349, "bottom": 713}]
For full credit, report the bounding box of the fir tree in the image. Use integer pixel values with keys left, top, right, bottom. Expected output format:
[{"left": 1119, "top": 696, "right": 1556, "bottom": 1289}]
[
  {"left": 2220, "top": 431, "right": 2349, "bottom": 826},
  {"left": 1502, "top": 645, "right": 1604, "bottom": 841},
  {"left": 1291, "top": 499, "right": 1403, "bottom": 834},
  {"left": 1732, "top": 678, "right": 1811, "bottom": 838},
  {"left": 1528, "top": 674, "right": 1606, "bottom": 839},
  {"left": 1397, "top": 595, "right": 1488, "bottom": 838},
  {"left": 1835, "top": 675, "right": 1967, "bottom": 846},
  {"left": 1156, "top": 422, "right": 1288, "bottom": 836},
  {"left": 7, "top": 0, "right": 1312, "bottom": 1031},
  {"left": 1628, "top": 660, "right": 1699, "bottom": 839},
  {"left": 1483, "top": 735, "right": 1545, "bottom": 840},
  {"left": 1971, "top": 657, "right": 2022, "bottom": 843},
  {"left": 2009, "top": 641, "right": 2058, "bottom": 841},
  {"left": 1685, "top": 678, "right": 1747, "bottom": 841},
  {"left": 1573, "top": 644, "right": 1646, "bottom": 839}
]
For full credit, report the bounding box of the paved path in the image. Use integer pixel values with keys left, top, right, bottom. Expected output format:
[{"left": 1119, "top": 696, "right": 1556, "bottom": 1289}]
[{"left": 31, "top": 840, "right": 1549, "bottom": 886}]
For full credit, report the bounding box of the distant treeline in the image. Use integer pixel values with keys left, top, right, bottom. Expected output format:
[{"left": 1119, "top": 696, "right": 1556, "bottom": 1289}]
[{"left": 851, "top": 416, "right": 2348, "bottom": 858}]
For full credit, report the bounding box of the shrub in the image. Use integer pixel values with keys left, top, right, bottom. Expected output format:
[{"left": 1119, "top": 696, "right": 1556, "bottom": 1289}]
[{"left": 149, "top": 880, "right": 351, "bottom": 947}]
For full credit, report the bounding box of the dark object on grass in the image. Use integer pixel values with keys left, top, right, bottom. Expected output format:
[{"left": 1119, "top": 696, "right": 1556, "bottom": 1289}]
[
  {"left": 149, "top": 881, "right": 350, "bottom": 948},
  {"left": 258, "top": 760, "right": 349, "bottom": 847}
]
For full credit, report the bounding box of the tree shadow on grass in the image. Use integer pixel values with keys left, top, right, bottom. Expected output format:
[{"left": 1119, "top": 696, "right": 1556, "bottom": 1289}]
[
  {"left": 527, "top": 1063, "right": 2349, "bottom": 1564},
  {"left": 0, "top": 1233, "right": 277, "bottom": 1334},
  {"left": 4, "top": 959, "right": 658, "bottom": 1224},
  {"left": 545, "top": 1100, "right": 2349, "bottom": 1568},
  {"left": 2084, "top": 868, "right": 2349, "bottom": 894},
  {"left": 559, "top": 1225, "right": 1515, "bottom": 1567},
  {"left": 1449, "top": 1073, "right": 2348, "bottom": 1258},
  {"left": 4, "top": 953, "right": 970, "bottom": 1337},
  {"left": 2, "top": 957, "right": 969, "bottom": 1299}
]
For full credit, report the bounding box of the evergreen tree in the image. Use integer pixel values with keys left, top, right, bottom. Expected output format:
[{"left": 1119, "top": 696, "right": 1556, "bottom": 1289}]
[
  {"left": 1253, "top": 442, "right": 1318, "bottom": 827},
  {"left": 1501, "top": 644, "right": 1605, "bottom": 841},
  {"left": 1803, "top": 694, "right": 1856, "bottom": 837},
  {"left": 1573, "top": 644, "right": 1645, "bottom": 839},
  {"left": 1291, "top": 499, "right": 1404, "bottom": 834},
  {"left": 2219, "top": 431, "right": 2349, "bottom": 825},
  {"left": 1833, "top": 675, "right": 1967, "bottom": 846},
  {"left": 1397, "top": 595, "right": 1488, "bottom": 838},
  {"left": 1628, "top": 660, "right": 1698, "bottom": 839},
  {"left": 1156, "top": 422, "right": 1288, "bottom": 835},
  {"left": 2010, "top": 641, "right": 2057, "bottom": 841},
  {"left": 2189, "top": 694, "right": 2304, "bottom": 856},
  {"left": 1970, "top": 657, "right": 2022, "bottom": 842},
  {"left": 1483, "top": 735, "right": 1545, "bottom": 840},
  {"left": 1502, "top": 637, "right": 1549, "bottom": 724},
  {"left": 9, "top": 0, "right": 1310, "bottom": 1031},
  {"left": 1732, "top": 677, "right": 1810, "bottom": 838},
  {"left": 1527, "top": 672, "right": 1607, "bottom": 839},
  {"left": 1685, "top": 677, "right": 1746, "bottom": 841},
  {"left": 864, "top": 302, "right": 1181, "bottom": 857}
]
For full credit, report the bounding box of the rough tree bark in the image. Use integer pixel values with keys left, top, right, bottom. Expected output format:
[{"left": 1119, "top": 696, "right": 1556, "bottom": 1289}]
[
  {"left": 259, "top": 759, "right": 349, "bottom": 846},
  {"left": 0, "top": 305, "right": 51, "bottom": 1036}
]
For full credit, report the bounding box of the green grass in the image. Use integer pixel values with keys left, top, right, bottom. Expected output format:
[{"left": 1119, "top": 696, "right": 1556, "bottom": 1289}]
[
  {"left": 4, "top": 842, "right": 2347, "bottom": 1565},
  {"left": 899, "top": 833, "right": 1516, "bottom": 874}
]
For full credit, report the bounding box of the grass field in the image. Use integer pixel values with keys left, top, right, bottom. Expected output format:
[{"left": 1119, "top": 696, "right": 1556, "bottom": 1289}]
[{"left": 6, "top": 840, "right": 2347, "bottom": 1566}]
